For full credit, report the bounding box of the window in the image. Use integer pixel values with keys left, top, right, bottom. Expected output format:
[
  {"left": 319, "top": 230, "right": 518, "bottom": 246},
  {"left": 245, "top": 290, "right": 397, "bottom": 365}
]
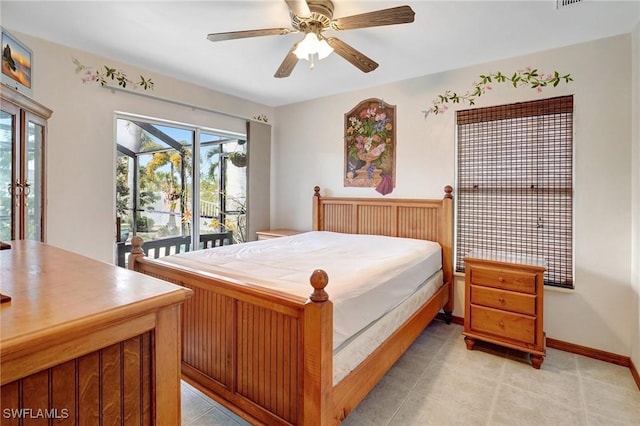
[{"left": 455, "top": 96, "right": 574, "bottom": 288}]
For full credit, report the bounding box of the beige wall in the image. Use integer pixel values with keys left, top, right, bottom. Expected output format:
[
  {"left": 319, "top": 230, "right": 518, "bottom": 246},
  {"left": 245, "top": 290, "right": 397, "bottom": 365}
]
[
  {"left": 631, "top": 22, "right": 639, "bottom": 370},
  {"left": 273, "top": 35, "right": 635, "bottom": 356},
  {"left": 10, "top": 31, "right": 274, "bottom": 263},
  {"left": 12, "top": 29, "right": 637, "bottom": 357}
]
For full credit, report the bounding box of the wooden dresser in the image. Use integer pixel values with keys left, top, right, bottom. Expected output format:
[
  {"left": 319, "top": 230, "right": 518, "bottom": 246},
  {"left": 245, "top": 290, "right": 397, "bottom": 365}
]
[
  {"left": 463, "top": 250, "right": 547, "bottom": 369},
  {"left": 0, "top": 241, "right": 192, "bottom": 424}
]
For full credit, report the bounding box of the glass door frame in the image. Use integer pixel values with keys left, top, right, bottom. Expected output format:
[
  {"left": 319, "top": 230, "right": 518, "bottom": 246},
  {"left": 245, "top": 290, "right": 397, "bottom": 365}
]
[
  {"left": 0, "top": 97, "right": 48, "bottom": 242},
  {"left": 1, "top": 103, "right": 20, "bottom": 241},
  {"left": 22, "top": 111, "right": 47, "bottom": 241}
]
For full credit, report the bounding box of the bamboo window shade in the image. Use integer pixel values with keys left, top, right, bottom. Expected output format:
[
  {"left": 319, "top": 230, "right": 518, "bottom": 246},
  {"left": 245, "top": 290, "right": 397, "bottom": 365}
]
[{"left": 456, "top": 95, "right": 574, "bottom": 288}]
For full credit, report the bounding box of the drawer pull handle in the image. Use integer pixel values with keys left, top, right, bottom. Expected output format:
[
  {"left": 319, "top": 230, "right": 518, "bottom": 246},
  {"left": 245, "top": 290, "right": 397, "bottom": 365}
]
[
  {"left": 498, "top": 321, "right": 505, "bottom": 328},
  {"left": 498, "top": 276, "right": 505, "bottom": 282},
  {"left": 498, "top": 296, "right": 505, "bottom": 303}
]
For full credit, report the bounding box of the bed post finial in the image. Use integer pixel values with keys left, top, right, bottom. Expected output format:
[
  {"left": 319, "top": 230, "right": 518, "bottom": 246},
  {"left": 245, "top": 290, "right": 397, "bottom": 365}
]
[
  {"left": 131, "top": 236, "right": 144, "bottom": 255},
  {"left": 309, "top": 269, "right": 329, "bottom": 302},
  {"left": 128, "top": 236, "right": 145, "bottom": 270},
  {"left": 444, "top": 185, "right": 453, "bottom": 199},
  {"left": 312, "top": 186, "right": 321, "bottom": 231}
]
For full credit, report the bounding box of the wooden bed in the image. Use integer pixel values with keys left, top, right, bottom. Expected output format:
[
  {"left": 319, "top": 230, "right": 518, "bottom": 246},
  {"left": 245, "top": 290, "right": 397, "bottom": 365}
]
[{"left": 128, "top": 185, "right": 454, "bottom": 425}]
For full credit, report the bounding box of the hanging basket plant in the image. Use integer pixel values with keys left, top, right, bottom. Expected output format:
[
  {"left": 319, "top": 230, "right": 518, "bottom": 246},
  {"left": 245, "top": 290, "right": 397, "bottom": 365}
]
[{"left": 229, "top": 152, "right": 247, "bottom": 167}]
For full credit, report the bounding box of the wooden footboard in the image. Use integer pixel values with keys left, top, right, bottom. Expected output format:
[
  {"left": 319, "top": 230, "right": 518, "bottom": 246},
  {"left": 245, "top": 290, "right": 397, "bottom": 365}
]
[
  {"left": 128, "top": 186, "right": 454, "bottom": 425},
  {"left": 129, "top": 249, "right": 333, "bottom": 425}
]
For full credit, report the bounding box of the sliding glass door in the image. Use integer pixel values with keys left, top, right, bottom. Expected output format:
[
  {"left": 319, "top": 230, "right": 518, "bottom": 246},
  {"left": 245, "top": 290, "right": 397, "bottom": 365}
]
[{"left": 115, "top": 115, "right": 246, "bottom": 264}]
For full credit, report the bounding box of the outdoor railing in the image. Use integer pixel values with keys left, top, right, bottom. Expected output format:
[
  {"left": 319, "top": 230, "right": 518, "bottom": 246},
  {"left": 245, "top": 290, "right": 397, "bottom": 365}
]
[
  {"left": 116, "top": 231, "right": 233, "bottom": 267},
  {"left": 200, "top": 200, "right": 218, "bottom": 218}
]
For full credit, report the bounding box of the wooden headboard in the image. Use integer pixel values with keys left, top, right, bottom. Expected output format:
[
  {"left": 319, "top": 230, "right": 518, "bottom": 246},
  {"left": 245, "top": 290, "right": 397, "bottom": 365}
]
[{"left": 312, "top": 185, "right": 454, "bottom": 289}]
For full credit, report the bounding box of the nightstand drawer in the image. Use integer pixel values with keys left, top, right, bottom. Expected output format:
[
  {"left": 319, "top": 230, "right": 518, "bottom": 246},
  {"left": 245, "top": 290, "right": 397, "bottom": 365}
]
[
  {"left": 470, "top": 285, "right": 536, "bottom": 315},
  {"left": 469, "top": 266, "right": 536, "bottom": 294},
  {"left": 470, "top": 305, "right": 535, "bottom": 344}
]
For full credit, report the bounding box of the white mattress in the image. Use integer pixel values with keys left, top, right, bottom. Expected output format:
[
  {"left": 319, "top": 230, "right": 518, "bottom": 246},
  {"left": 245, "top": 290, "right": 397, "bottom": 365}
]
[
  {"left": 333, "top": 270, "right": 443, "bottom": 385},
  {"left": 161, "top": 231, "right": 442, "bottom": 349}
]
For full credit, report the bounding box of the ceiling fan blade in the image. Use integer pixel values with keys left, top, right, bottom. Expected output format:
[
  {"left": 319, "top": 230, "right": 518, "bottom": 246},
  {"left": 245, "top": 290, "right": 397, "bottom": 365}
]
[
  {"left": 274, "top": 44, "right": 300, "bottom": 78},
  {"left": 326, "top": 37, "right": 378, "bottom": 73},
  {"left": 331, "top": 5, "right": 415, "bottom": 31},
  {"left": 207, "top": 28, "right": 292, "bottom": 42},
  {"left": 285, "top": 0, "right": 311, "bottom": 17}
]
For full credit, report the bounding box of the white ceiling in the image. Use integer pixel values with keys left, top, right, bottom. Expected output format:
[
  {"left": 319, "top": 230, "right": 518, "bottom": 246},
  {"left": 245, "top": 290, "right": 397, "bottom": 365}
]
[{"left": 2, "top": 1, "right": 639, "bottom": 107}]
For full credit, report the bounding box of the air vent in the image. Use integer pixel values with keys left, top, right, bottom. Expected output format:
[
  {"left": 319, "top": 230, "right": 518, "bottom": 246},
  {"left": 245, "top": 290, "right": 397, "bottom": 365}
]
[{"left": 557, "top": 0, "right": 583, "bottom": 8}]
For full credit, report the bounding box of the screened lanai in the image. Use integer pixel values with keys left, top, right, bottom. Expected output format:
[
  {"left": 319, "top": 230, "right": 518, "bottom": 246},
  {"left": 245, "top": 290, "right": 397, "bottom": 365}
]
[{"left": 115, "top": 116, "right": 247, "bottom": 266}]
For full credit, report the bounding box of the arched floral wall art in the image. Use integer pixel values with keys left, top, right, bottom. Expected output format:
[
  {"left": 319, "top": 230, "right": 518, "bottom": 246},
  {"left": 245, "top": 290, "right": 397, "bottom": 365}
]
[{"left": 344, "top": 98, "right": 396, "bottom": 195}]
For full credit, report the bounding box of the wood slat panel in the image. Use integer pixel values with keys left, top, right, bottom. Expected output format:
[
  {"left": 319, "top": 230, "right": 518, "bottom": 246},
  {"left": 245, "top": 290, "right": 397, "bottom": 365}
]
[
  {"left": 78, "top": 352, "right": 100, "bottom": 426},
  {"left": 141, "top": 333, "right": 152, "bottom": 426},
  {"left": 398, "top": 206, "right": 439, "bottom": 240},
  {"left": 52, "top": 360, "right": 76, "bottom": 425},
  {"left": 322, "top": 204, "right": 354, "bottom": 233},
  {"left": 21, "top": 370, "right": 48, "bottom": 426},
  {"left": 288, "top": 314, "right": 297, "bottom": 422},
  {"left": 357, "top": 205, "right": 393, "bottom": 235},
  {"left": 1, "top": 333, "right": 152, "bottom": 425},
  {"left": 268, "top": 308, "right": 277, "bottom": 411},
  {"left": 236, "top": 301, "right": 300, "bottom": 424},
  {"left": 123, "top": 336, "right": 142, "bottom": 426},
  {"left": 0, "top": 382, "right": 19, "bottom": 426},
  {"left": 318, "top": 197, "right": 445, "bottom": 243},
  {"left": 102, "top": 343, "right": 122, "bottom": 424},
  {"left": 257, "top": 307, "right": 266, "bottom": 407},
  {"left": 276, "top": 311, "right": 284, "bottom": 416},
  {"left": 181, "top": 284, "right": 231, "bottom": 386}
]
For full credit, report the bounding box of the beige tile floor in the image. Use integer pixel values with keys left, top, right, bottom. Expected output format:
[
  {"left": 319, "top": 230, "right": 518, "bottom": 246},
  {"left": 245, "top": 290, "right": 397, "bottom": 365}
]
[{"left": 181, "top": 321, "right": 640, "bottom": 426}]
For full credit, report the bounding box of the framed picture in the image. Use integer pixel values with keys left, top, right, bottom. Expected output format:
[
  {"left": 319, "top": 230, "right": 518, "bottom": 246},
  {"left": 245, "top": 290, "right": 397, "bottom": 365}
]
[
  {"left": 1, "top": 27, "right": 33, "bottom": 97},
  {"left": 344, "top": 98, "right": 396, "bottom": 194}
]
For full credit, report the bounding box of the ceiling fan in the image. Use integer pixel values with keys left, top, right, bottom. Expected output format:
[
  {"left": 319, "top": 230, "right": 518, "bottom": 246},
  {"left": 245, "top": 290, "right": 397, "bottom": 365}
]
[{"left": 206, "top": 0, "right": 415, "bottom": 78}]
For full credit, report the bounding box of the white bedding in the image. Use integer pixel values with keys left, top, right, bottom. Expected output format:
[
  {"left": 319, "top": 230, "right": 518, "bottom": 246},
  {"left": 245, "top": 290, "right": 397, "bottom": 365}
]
[{"left": 161, "top": 231, "right": 442, "bottom": 349}]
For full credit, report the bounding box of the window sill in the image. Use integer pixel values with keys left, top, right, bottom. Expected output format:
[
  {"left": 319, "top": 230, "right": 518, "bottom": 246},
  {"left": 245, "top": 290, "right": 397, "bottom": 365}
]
[{"left": 543, "top": 285, "right": 575, "bottom": 294}]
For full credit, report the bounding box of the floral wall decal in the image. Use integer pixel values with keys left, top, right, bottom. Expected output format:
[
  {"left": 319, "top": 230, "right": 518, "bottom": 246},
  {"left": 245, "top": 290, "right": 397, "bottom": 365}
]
[
  {"left": 344, "top": 98, "right": 396, "bottom": 195},
  {"left": 73, "top": 57, "right": 154, "bottom": 90},
  {"left": 253, "top": 114, "right": 269, "bottom": 123},
  {"left": 423, "top": 68, "right": 572, "bottom": 116}
]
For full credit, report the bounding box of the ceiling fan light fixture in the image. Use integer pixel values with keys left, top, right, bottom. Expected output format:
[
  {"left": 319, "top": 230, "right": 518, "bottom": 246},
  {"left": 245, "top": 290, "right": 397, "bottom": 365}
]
[
  {"left": 293, "top": 32, "right": 333, "bottom": 60},
  {"left": 208, "top": 1, "right": 415, "bottom": 78}
]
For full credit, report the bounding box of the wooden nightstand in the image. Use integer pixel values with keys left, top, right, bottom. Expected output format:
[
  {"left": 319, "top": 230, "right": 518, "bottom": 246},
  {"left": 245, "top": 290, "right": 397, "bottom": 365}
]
[
  {"left": 256, "top": 229, "right": 302, "bottom": 240},
  {"left": 463, "top": 250, "right": 547, "bottom": 369}
]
